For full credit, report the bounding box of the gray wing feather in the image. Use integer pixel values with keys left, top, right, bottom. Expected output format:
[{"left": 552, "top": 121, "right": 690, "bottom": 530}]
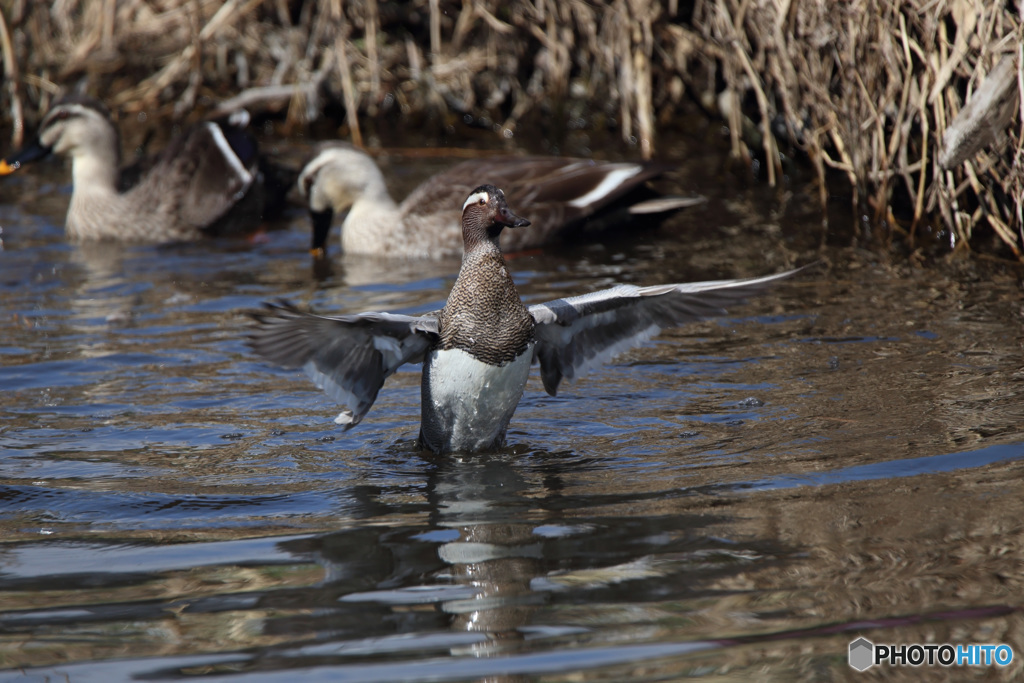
[
  {"left": 529, "top": 268, "right": 806, "bottom": 396},
  {"left": 400, "top": 157, "right": 693, "bottom": 251},
  {"left": 172, "top": 123, "right": 254, "bottom": 228},
  {"left": 248, "top": 300, "right": 438, "bottom": 429}
]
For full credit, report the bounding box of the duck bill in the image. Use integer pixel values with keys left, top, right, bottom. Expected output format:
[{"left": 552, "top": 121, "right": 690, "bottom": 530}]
[
  {"left": 497, "top": 206, "right": 530, "bottom": 228},
  {"left": 309, "top": 208, "right": 334, "bottom": 258},
  {"left": 0, "top": 140, "right": 52, "bottom": 175}
]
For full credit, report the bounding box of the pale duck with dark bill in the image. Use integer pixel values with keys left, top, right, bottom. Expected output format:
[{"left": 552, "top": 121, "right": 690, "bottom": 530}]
[
  {"left": 0, "top": 94, "right": 275, "bottom": 242},
  {"left": 297, "top": 142, "right": 705, "bottom": 259}
]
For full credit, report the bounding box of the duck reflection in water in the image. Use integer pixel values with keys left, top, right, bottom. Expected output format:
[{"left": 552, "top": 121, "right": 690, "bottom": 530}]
[
  {"left": 274, "top": 453, "right": 557, "bottom": 668},
  {"left": 429, "top": 454, "right": 547, "bottom": 655}
]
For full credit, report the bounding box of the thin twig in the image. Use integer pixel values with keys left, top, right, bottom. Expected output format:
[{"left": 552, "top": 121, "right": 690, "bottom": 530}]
[{"left": 0, "top": 5, "right": 23, "bottom": 147}]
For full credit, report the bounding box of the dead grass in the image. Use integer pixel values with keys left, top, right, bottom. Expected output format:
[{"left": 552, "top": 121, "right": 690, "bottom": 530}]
[
  {"left": 682, "top": 0, "right": 1024, "bottom": 258},
  {"left": 0, "top": 0, "right": 1020, "bottom": 258}
]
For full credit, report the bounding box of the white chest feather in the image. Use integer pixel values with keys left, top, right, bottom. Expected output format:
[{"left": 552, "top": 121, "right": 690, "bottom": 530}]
[{"left": 420, "top": 345, "right": 533, "bottom": 453}]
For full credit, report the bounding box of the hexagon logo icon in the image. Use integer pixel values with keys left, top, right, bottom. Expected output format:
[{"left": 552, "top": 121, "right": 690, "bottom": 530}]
[{"left": 849, "top": 637, "right": 875, "bottom": 671}]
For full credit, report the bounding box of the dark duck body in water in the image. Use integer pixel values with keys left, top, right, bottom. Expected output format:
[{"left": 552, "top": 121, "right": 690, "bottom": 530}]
[
  {"left": 249, "top": 185, "right": 803, "bottom": 454},
  {"left": 296, "top": 142, "right": 704, "bottom": 259}
]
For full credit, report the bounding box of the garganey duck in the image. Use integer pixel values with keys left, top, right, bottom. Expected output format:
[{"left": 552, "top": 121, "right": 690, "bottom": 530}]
[
  {"left": 297, "top": 142, "right": 704, "bottom": 259},
  {"left": 249, "top": 184, "right": 803, "bottom": 455}
]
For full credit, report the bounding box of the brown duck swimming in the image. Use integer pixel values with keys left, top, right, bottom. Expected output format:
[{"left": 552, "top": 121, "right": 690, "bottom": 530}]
[
  {"left": 297, "top": 142, "right": 705, "bottom": 259},
  {"left": 0, "top": 94, "right": 269, "bottom": 242}
]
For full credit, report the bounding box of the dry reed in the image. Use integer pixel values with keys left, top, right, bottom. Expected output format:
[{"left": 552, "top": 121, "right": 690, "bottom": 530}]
[
  {"left": 684, "top": 0, "right": 1024, "bottom": 258},
  {"left": 0, "top": 0, "right": 1020, "bottom": 258}
]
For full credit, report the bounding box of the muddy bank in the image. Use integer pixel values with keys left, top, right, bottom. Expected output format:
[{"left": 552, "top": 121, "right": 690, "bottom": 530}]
[{"left": 0, "top": 1, "right": 1021, "bottom": 260}]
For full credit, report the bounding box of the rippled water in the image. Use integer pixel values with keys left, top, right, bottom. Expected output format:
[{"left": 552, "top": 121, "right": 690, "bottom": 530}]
[{"left": 2, "top": 133, "right": 1024, "bottom": 682}]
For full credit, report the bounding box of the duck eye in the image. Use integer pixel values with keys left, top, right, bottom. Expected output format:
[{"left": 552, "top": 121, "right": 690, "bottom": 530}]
[
  {"left": 478, "top": 197, "right": 486, "bottom": 205},
  {"left": 56, "top": 110, "right": 69, "bottom": 120}
]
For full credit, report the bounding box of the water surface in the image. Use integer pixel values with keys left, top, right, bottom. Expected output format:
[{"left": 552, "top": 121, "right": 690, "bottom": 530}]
[{"left": 1, "top": 133, "right": 1023, "bottom": 681}]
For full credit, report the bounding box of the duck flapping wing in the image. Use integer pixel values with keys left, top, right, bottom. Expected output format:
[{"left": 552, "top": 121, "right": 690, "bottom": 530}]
[
  {"left": 248, "top": 301, "right": 439, "bottom": 428},
  {"left": 528, "top": 267, "right": 806, "bottom": 396}
]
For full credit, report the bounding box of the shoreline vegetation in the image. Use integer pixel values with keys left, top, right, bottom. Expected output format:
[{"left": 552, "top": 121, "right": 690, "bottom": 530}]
[{"left": 0, "top": 0, "right": 1021, "bottom": 260}]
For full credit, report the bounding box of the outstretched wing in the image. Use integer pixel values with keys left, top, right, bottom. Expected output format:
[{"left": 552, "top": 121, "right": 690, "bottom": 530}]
[
  {"left": 248, "top": 300, "right": 439, "bottom": 429},
  {"left": 529, "top": 267, "right": 807, "bottom": 396}
]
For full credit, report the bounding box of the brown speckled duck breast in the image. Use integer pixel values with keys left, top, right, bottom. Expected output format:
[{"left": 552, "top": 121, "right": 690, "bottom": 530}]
[{"left": 248, "top": 184, "right": 805, "bottom": 455}]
